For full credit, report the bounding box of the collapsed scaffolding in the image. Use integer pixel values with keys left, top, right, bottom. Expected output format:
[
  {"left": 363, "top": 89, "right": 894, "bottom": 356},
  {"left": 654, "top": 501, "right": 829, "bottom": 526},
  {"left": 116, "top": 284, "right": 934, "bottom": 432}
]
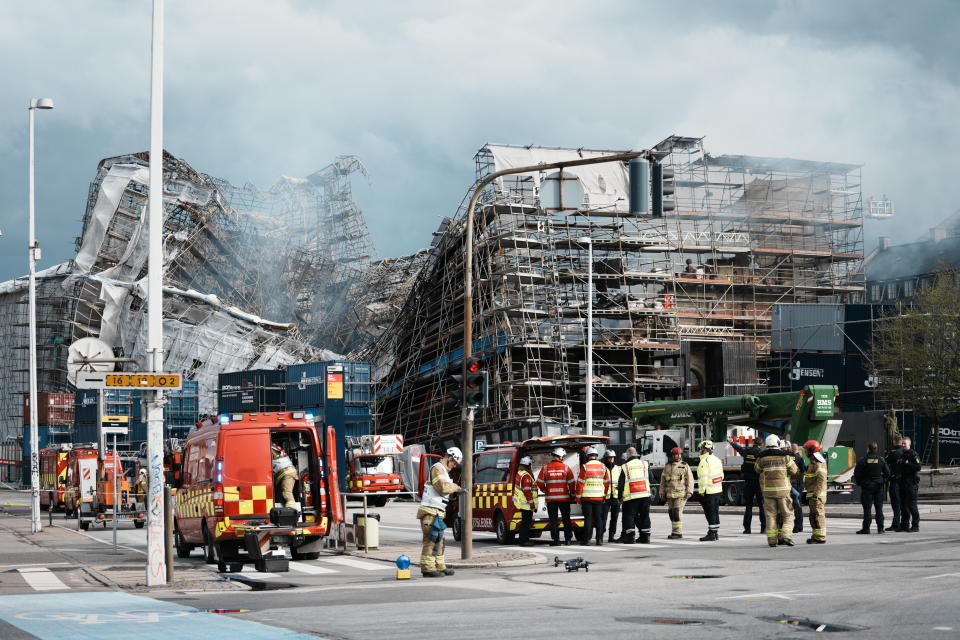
[{"left": 369, "top": 137, "right": 864, "bottom": 449}]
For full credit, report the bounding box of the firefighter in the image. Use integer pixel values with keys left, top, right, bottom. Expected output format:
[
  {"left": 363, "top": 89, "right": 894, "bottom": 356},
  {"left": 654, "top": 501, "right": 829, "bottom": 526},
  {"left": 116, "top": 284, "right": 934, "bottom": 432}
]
[
  {"left": 271, "top": 444, "right": 299, "bottom": 508},
  {"left": 755, "top": 435, "right": 799, "bottom": 547},
  {"left": 696, "top": 440, "right": 724, "bottom": 541},
  {"left": 854, "top": 441, "right": 890, "bottom": 534},
  {"left": 896, "top": 436, "right": 921, "bottom": 532},
  {"left": 803, "top": 440, "right": 828, "bottom": 544},
  {"left": 513, "top": 456, "right": 538, "bottom": 547},
  {"left": 601, "top": 449, "right": 621, "bottom": 542},
  {"left": 537, "top": 447, "right": 576, "bottom": 546},
  {"left": 885, "top": 435, "right": 904, "bottom": 532},
  {"left": 417, "top": 447, "right": 462, "bottom": 577},
  {"left": 135, "top": 468, "right": 148, "bottom": 504},
  {"left": 729, "top": 436, "right": 765, "bottom": 534},
  {"left": 576, "top": 446, "right": 610, "bottom": 546},
  {"left": 617, "top": 447, "right": 652, "bottom": 544},
  {"left": 658, "top": 447, "right": 693, "bottom": 539},
  {"left": 788, "top": 442, "right": 806, "bottom": 534}
]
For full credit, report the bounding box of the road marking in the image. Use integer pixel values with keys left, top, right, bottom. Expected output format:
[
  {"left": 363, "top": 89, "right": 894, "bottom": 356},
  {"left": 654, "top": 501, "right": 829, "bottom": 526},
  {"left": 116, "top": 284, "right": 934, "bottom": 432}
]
[
  {"left": 288, "top": 562, "right": 338, "bottom": 575},
  {"left": 0, "top": 563, "right": 70, "bottom": 569},
  {"left": 235, "top": 572, "right": 281, "bottom": 579},
  {"left": 17, "top": 568, "right": 68, "bottom": 591},
  {"left": 717, "top": 590, "right": 815, "bottom": 601},
  {"left": 922, "top": 572, "right": 960, "bottom": 580},
  {"left": 319, "top": 557, "right": 386, "bottom": 571}
]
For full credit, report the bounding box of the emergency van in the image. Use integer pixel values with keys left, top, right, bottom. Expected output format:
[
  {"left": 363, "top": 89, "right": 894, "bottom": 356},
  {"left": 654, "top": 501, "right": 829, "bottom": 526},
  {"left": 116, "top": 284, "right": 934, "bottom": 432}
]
[
  {"left": 39, "top": 447, "right": 69, "bottom": 511},
  {"left": 345, "top": 434, "right": 404, "bottom": 506},
  {"left": 173, "top": 411, "right": 343, "bottom": 571},
  {"left": 62, "top": 446, "right": 98, "bottom": 522},
  {"left": 441, "top": 435, "right": 609, "bottom": 544}
]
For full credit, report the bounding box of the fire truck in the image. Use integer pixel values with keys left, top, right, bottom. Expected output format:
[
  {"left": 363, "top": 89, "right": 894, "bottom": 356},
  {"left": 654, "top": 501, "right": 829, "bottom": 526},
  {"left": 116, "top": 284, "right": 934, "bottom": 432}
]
[
  {"left": 62, "top": 446, "right": 146, "bottom": 529},
  {"left": 173, "top": 412, "right": 343, "bottom": 572},
  {"left": 345, "top": 434, "right": 404, "bottom": 507},
  {"left": 39, "top": 447, "right": 69, "bottom": 511}
]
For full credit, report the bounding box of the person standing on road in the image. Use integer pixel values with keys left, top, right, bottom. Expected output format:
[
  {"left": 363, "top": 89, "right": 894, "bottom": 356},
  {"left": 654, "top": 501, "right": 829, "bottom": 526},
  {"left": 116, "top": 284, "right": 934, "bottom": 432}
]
[
  {"left": 417, "top": 447, "right": 462, "bottom": 577},
  {"left": 617, "top": 447, "right": 652, "bottom": 544},
  {"left": 513, "top": 456, "right": 538, "bottom": 547},
  {"left": 896, "top": 436, "right": 921, "bottom": 532},
  {"left": 729, "top": 437, "right": 765, "bottom": 534},
  {"left": 537, "top": 447, "right": 576, "bottom": 546},
  {"left": 576, "top": 446, "right": 610, "bottom": 546},
  {"left": 854, "top": 441, "right": 890, "bottom": 535},
  {"left": 271, "top": 444, "right": 299, "bottom": 508},
  {"left": 884, "top": 435, "right": 904, "bottom": 532},
  {"left": 802, "top": 440, "right": 828, "bottom": 544},
  {"left": 788, "top": 442, "right": 806, "bottom": 534},
  {"left": 601, "top": 449, "right": 621, "bottom": 542},
  {"left": 696, "top": 440, "right": 724, "bottom": 542},
  {"left": 755, "top": 435, "right": 799, "bottom": 547},
  {"left": 659, "top": 447, "right": 694, "bottom": 539}
]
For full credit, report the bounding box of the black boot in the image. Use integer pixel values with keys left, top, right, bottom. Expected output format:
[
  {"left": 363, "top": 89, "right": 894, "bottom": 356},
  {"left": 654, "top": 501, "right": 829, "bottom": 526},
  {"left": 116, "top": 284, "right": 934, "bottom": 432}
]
[
  {"left": 638, "top": 532, "right": 650, "bottom": 544},
  {"left": 608, "top": 532, "right": 615, "bottom": 542},
  {"left": 699, "top": 530, "right": 718, "bottom": 542}
]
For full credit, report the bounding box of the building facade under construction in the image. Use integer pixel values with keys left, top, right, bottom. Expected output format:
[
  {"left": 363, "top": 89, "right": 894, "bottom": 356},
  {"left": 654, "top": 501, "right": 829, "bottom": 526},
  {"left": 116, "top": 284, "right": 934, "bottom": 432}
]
[{"left": 367, "top": 136, "right": 865, "bottom": 449}]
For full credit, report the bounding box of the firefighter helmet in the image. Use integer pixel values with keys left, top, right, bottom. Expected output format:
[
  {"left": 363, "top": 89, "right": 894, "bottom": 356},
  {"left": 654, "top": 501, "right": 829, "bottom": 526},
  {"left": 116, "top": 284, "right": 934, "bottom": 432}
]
[
  {"left": 670, "top": 447, "right": 683, "bottom": 456},
  {"left": 764, "top": 434, "right": 781, "bottom": 448},
  {"left": 519, "top": 455, "right": 533, "bottom": 466},
  {"left": 552, "top": 447, "right": 565, "bottom": 458},
  {"left": 603, "top": 449, "right": 616, "bottom": 459},
  {"left": 585, "top": 446, "right": 599, "bottom": 457},
  {"left": 271, "top": 443, "right": 284, "bottom": 458},
  {"left": 698, "top": 440, "right": 714, "bottom": 451},
  {"left": 446, "top": 447, "right": 463, "bottom": 463},
  {"left": 803, "top": 439, "right": 822, "bottom": 455}
]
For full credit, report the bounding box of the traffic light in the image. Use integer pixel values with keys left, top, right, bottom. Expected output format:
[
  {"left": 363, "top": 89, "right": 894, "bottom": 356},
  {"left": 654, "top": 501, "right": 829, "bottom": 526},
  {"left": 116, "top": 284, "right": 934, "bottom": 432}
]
[
  {"left": 628, "top": 157, "right": 649, "bottom": 215},
  {"left": 464, "top": 357, "right": 490, "bottom": 408},
  {"left": 651, "top": 162, "right": 675, "bottom": 217},
  {"left": 447, "top": 371, "right": 465, "bottom": 407}
]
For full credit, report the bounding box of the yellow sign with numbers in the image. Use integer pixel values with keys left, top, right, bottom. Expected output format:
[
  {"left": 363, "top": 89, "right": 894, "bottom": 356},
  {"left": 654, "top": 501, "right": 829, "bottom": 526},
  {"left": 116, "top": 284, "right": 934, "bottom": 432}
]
[{"left": 103, "top": 373, "right": 182, "bottom": 390}]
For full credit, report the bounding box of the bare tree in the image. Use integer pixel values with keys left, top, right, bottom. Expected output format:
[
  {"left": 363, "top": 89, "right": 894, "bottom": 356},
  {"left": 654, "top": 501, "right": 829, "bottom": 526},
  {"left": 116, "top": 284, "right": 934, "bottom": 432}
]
[{"left": 871, "top": 271, "right": 960, "bottom": 469}]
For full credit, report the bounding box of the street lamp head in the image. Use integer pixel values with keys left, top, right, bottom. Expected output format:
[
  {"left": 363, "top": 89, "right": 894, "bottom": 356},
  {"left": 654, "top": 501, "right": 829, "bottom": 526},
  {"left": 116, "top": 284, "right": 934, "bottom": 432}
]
[{"left": 30, "top": 98, "right": 54, "bottom": 110}]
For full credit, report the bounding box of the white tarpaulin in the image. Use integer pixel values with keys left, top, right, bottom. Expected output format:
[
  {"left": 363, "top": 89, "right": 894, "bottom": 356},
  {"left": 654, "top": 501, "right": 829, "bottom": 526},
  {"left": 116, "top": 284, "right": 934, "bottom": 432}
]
[{"left": 74, "top": 164, "right": 150, "bottom": 273}]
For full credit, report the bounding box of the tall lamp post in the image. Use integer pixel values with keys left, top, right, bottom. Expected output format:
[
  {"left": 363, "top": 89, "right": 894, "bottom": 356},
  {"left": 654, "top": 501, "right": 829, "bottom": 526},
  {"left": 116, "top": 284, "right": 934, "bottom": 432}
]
[
  {"left": 28, "top": 97, "right": 54, "bottom": 534},
  {"left": 578, "top": 237, "right": 594, "bottom": 435}
]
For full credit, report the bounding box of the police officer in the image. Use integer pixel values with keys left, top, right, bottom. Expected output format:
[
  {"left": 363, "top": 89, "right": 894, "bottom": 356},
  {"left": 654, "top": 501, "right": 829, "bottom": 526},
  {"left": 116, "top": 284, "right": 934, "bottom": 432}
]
[
  {"left": 576, "top": 447, "right": 610, "bottom": 546},
  {"left": 755, "top": 435, "right": 799, "bottom": 547},
  {"left": 617, "top": 447, "right": 652, "bottom": 544},
  {"left": 601, "top": 449, "right": 621, "bottom": 542},
  {"left": 803, "top": 440, "right": 828, "bottom": 544},
  {"left": 788, "top": 442, "right": 806, "bottom": 534},
  {"left": 854, "top": 441, "right": 890, "bottom": 534},
  {"left": 884, "top": 435, "right": 904, "bottom": 531},
  {"left": 513, "top": 456, "right": 538, "bottom": 547},
  {"left": 696, "top": 440, "right": 724, "bottom": 541},
  {"left": 729, "top": 437, "right": 765, "bottom": 534},
  {"left": 897, "top": 436, "right": 921, "bottom": 532},
  {"left": 659, "top": 447, "right": 693, "bottom": 539}
]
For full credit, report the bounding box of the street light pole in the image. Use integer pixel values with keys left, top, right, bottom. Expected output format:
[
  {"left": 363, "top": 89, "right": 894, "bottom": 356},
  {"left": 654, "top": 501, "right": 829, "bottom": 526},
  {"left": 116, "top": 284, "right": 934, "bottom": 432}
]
[
  {"left": 27, "top": 97, "right": 54, "bottom": 534},
  {"left": 583, "top": 237, "right": 593, "bottom": 436},
  {"left": 461, "top": 150, "right": 644, "bottom": 559}
]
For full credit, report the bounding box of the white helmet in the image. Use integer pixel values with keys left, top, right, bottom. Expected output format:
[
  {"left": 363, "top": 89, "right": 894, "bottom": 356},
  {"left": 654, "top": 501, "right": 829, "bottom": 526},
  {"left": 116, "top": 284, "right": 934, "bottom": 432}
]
[
  {"left": 764, "top": 435, "right": 781, "bottom": 449},
  {"left": 552, "top": 447, "right": 565, "bottom": 458},
  {"left": 603, "top": 449, "right": 616, "bottom": 458},
  {"left": 519, "top": 455, "right": 533, "bottom": 466},
  {"left": 585, "top": 446, "right": 599, "bottom": 456},
  {"left": 446, "top": 447, "right": 463, "bottom": 463}
]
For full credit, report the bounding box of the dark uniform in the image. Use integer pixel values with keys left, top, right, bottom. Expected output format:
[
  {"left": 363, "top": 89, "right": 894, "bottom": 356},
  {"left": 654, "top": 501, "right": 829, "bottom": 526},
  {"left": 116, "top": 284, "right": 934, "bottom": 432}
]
[
  {"left": 884, "top": 445, "right": 904, "bottom": 530},
  {"left": 897, "top": 448, "right": 922, "bottom": 531},
  {"left": 854, "top": 451, "right": 890, "bottom": 533},
  {"left": 730, "top": 440, "right": 765, "bottom": 533},
  {"left": 602, "top": 456, "right": 621, "bottom": 542},
  {"left": 790, "top": 450, "right": 806, "bottom": 533}
]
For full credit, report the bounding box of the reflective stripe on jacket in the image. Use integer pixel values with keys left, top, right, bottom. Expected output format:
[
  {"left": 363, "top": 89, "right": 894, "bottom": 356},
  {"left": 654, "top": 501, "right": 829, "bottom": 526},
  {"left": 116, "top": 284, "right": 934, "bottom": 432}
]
[
  {"left": 577, "top": 460, "right": 610, "bottom": 502},
  {"left": 605, "top": 464, "right": 621, "bottom": 500},
  {"left": 513, "top": 468, "right": 538, "bottom": 510},
  {"left": 659, "top": 461, "right": 694, "bottom": 499},
  {"left": 536, "top": 459, "right": 575, "bottom": 502},
  {"left": 755, "top": 449, "right": 798, "bottom": 497},
  {"left": 621, "top": 457, "right": 651, "bottom": 500},
  {"left": 697, "top": 453, "right": 724, "bottom": 495},
  {"left": 804, "top": 456, "right": 828, "bottom": 501},
  {"left": 421, "top": 461, "right": 457, "bottom": 511}
]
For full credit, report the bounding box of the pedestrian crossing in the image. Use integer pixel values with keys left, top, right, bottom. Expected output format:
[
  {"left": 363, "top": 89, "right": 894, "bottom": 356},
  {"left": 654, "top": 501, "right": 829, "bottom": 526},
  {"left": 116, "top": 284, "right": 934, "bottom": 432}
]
[{"left": 0, "top": 566, "right": 91, "bottom": 594}]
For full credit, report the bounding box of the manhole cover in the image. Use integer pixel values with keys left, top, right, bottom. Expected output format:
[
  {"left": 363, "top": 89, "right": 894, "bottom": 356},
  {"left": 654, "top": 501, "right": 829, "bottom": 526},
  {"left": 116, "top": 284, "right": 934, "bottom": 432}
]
[
  {"left": 618, "top": 617, "right": 723, "bottom": 626},
  {"left": 667, "top": 574, "right": 725, "bottom": 579},
  {"left": 759, "top": 616, "right": 868, "bottom": 632}
]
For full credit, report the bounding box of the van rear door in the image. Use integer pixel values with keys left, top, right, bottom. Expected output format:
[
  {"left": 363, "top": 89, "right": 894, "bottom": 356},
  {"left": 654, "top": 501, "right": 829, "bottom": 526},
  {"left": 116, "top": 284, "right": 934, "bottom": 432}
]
[{"left": 221, "top": 430, "right": 273, "bottom": 519}]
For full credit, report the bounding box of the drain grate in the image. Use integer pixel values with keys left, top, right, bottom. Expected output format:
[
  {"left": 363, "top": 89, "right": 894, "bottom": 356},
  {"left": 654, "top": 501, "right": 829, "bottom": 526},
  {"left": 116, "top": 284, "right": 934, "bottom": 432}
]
[
  {"left": 759, "top": 616, "right": 868, "bottom": 632},
  {"left": 667, "top": 574, "right": 725, "bottom": 579},
  {"left": 618, "top": 617, "right": 723, "bottom": 626}
]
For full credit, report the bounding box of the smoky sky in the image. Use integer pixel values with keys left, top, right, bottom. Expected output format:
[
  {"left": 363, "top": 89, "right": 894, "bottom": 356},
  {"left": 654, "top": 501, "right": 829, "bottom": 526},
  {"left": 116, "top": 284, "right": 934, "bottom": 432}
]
[{"left": 1, "top": 0, "right": 958, "bottom": 285}]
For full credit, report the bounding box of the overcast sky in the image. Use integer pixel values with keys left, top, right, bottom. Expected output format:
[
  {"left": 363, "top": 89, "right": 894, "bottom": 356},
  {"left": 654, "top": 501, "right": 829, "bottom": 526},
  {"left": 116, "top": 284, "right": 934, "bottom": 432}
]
[{"left": 1, "top": 1, "right": 957, "bottom": 282}]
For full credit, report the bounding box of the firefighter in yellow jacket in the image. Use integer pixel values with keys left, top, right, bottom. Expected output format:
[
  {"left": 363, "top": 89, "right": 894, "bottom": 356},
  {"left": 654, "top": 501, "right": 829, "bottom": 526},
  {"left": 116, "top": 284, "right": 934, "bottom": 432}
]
[
  {"left": 659, "top": 447, "right": 694, "bottom": 539},
  {"left": 513, "top": 456, "right": 538, "bottom": 547},
  {"left": 803, "top": 440, "right": 828, "bottom": 544},
  {"left": 755, "top": 435, "right": 799, "bottom": 547},
  {"left": 696, "top": 440, "right": 724, "bottom": 541},
  {"left": 417, "top": 447, "right": 462, "bottom": 577}
]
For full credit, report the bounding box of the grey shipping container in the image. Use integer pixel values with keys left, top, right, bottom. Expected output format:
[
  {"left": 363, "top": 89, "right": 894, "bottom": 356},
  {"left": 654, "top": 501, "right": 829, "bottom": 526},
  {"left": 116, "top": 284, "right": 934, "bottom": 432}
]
[
  {"left": 772, "top": 303, "right": 844, "bottom": 352},
  {"left": 218, "top": 370, "right": 286, "bottom": 413},
  {"left": 286, "top": 361, "right": 371, "bottom": 409}
]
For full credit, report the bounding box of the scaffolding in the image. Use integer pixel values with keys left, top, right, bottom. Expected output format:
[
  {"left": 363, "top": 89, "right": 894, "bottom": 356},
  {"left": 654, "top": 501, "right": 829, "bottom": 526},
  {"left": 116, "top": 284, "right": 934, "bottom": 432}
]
[{"left": 369, "top": 137, "right": 864, "bottom": 449}]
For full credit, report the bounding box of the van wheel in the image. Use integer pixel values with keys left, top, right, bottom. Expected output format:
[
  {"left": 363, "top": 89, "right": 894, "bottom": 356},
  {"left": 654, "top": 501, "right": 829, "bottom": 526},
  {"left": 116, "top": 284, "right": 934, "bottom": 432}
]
[
  {"left": 134, "top": 520, "right": 145, "bottom": 529},
  {"left": 174, "top": 522, "right": 193, "bottom": 559},
  {"left": 494, "top": 512, "right": 515, "bottom": 545},
  {"left": 452, "top": 517, "right": 462, "bottom": 542},
  {"left": 79, "top": 521, "right": 90, "bottom": 531},
  {"left": 369, "top": 496, "right": 388, "bottom": 508}
]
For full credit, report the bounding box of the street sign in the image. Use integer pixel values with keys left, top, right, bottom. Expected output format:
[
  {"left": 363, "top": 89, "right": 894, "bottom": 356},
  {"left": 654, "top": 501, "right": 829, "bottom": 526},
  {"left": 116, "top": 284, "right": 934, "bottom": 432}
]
[
  {"left": 475, "top": 439, "right": 486, "bottom": 452},
  {"left": 101, "top": 425, "right": 129, "bottom": 435},
  {"left": 76, "top": 372, "right": 182, "bottom": 390}
]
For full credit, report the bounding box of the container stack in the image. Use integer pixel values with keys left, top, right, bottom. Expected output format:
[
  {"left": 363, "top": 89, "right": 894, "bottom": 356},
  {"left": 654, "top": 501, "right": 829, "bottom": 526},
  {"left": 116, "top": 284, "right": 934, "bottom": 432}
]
[
  {"left": 217, "top": 369, "right": 286, "bottom": 414},
  {"left": 22, "top": 392, "right": 75, "bottom": 473}
]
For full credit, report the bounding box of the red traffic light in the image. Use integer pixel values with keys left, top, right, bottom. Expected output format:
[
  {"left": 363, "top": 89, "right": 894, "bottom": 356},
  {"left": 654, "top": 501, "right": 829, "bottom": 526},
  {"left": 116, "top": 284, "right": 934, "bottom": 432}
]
[{"left": 466, "top": 357, "right": 481, "bottom": 373}]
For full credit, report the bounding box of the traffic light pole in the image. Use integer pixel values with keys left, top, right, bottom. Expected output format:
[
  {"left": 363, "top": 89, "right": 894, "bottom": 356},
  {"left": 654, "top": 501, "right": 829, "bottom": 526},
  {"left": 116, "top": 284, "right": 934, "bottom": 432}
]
[{"left": 460, "top": 150, "right": 645, "bottom": 559}]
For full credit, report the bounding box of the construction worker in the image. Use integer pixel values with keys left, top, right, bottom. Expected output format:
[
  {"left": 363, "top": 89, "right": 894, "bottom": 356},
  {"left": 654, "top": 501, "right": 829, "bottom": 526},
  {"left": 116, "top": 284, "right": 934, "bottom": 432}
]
[
  {"left": 601, "top": 449, "right": 621, "bottom": 542},
  {"left": 696, "top": 440, "right": 724, "bottom": 541},
  {"left": 896, "top": 436, "right": 921, "bottom": 532},
  {"left": 884, "top": 435, "right": 904, "bottom": 531},
  {"left": 537, "top": 447, "right": 576, "bottom": 546},
  {"left": 617, "top": 447, "right": 652, "bottom": 544},
  {"left": 513, "top": 456, "right": 538, "bottom": 547},
  {"left": 271, "top": 444, "right": 298, "bottom": 508},
  {"left": 803, "top": 440, "right": 827, "bottom": 544},
  {"left": 576, "top": 446, "right": 610, "bottom": 546},
  {"left": 658, "top": 447, "right": 693, "bottom": 539},
  {"left": 755, "top": 434, "right": 799, "bottom": 547},
  {"left": 729, "top": 436, "right": 765, "bottom": 534},
  {"left": 417, "top": 447, "right": 462, "bottom": 577},
  {"left": 854, "top": 441, "right": 890, "bottom": 534}
]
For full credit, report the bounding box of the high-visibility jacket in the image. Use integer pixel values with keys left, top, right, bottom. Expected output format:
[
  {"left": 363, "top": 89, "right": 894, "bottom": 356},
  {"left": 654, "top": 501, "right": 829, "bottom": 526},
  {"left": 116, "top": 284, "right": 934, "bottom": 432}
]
[
  {"left": 804, "top": 454, "right": 828, "bottom": 502},
  {"left": 536, "top": 459, "right": 575, "bottom": 502},
  {"left": 513, "top": 468, "right": 538, "bottom": 510},
  {"left": 659, "top": 460, "right": 694, "bottom": 500},
  {"left": 620, "top": 457, "right": 651, "bottom": 501},
  {"left": 420, "top": 461, "right": 459, "bottom": 512},
  {"left": 697, "top": 453, "right": 724, "bottom": 495},
  {"left": 605, "top": 464, "right": 621, "bottom": 500},
  {"left": 576, "top": 460, "right": 610, "bottom": 502},
  {"left": 755, "top": 449, "right": 798, "bottom": 498}
]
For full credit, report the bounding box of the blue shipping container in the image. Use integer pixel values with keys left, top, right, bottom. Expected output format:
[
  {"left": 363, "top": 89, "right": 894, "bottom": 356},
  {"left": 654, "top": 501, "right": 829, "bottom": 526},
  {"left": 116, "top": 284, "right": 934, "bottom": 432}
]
[{"left": 286, "top": 361, "right": 371, "bottom": 410}]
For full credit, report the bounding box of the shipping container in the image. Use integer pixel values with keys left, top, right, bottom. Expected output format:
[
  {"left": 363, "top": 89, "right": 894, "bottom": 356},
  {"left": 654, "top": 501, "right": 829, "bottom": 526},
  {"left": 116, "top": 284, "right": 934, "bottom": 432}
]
[
  {"left": 21, "top": 425, "right": 72, "bottom": 479},
  {"left": 286, "top": 361, "right": 371, "bottom": 409},
  {"left": 22, "top": 392, "right": 75, "bottom": 426},
  {"left": 772, "top": 303, "right": 844, "bottom": 352},
  {"left": 217, "top": 370, "right": 286, "bottom": 413},
  {"left": 74, "top": 389, "right": 138, "bottom": 425}
]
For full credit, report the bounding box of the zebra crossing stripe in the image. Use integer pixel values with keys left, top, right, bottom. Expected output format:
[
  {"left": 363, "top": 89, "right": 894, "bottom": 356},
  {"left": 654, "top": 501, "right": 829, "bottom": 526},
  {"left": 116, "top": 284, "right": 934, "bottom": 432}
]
[
  {"left": 319, "top": 557, "right": 385, "bottom": 571},
  {"left": 17, "top": 568, "right": 68, "bottom": 591},
  {"left": 288, "top": 562, "right": 338, "bottom": 575}
]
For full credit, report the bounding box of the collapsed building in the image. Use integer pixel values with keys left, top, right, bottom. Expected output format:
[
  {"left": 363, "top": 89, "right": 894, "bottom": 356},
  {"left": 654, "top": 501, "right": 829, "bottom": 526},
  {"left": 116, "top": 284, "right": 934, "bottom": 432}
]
[{"left": 368, "top": 137, "right": 865, "bottom": 449}]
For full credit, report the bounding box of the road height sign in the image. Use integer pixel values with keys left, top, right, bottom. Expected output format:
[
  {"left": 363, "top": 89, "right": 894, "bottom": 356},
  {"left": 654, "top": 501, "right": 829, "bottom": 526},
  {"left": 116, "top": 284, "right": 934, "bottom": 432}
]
[{"left": 75, "top": 372, "right": 182, "bottom": 391}]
